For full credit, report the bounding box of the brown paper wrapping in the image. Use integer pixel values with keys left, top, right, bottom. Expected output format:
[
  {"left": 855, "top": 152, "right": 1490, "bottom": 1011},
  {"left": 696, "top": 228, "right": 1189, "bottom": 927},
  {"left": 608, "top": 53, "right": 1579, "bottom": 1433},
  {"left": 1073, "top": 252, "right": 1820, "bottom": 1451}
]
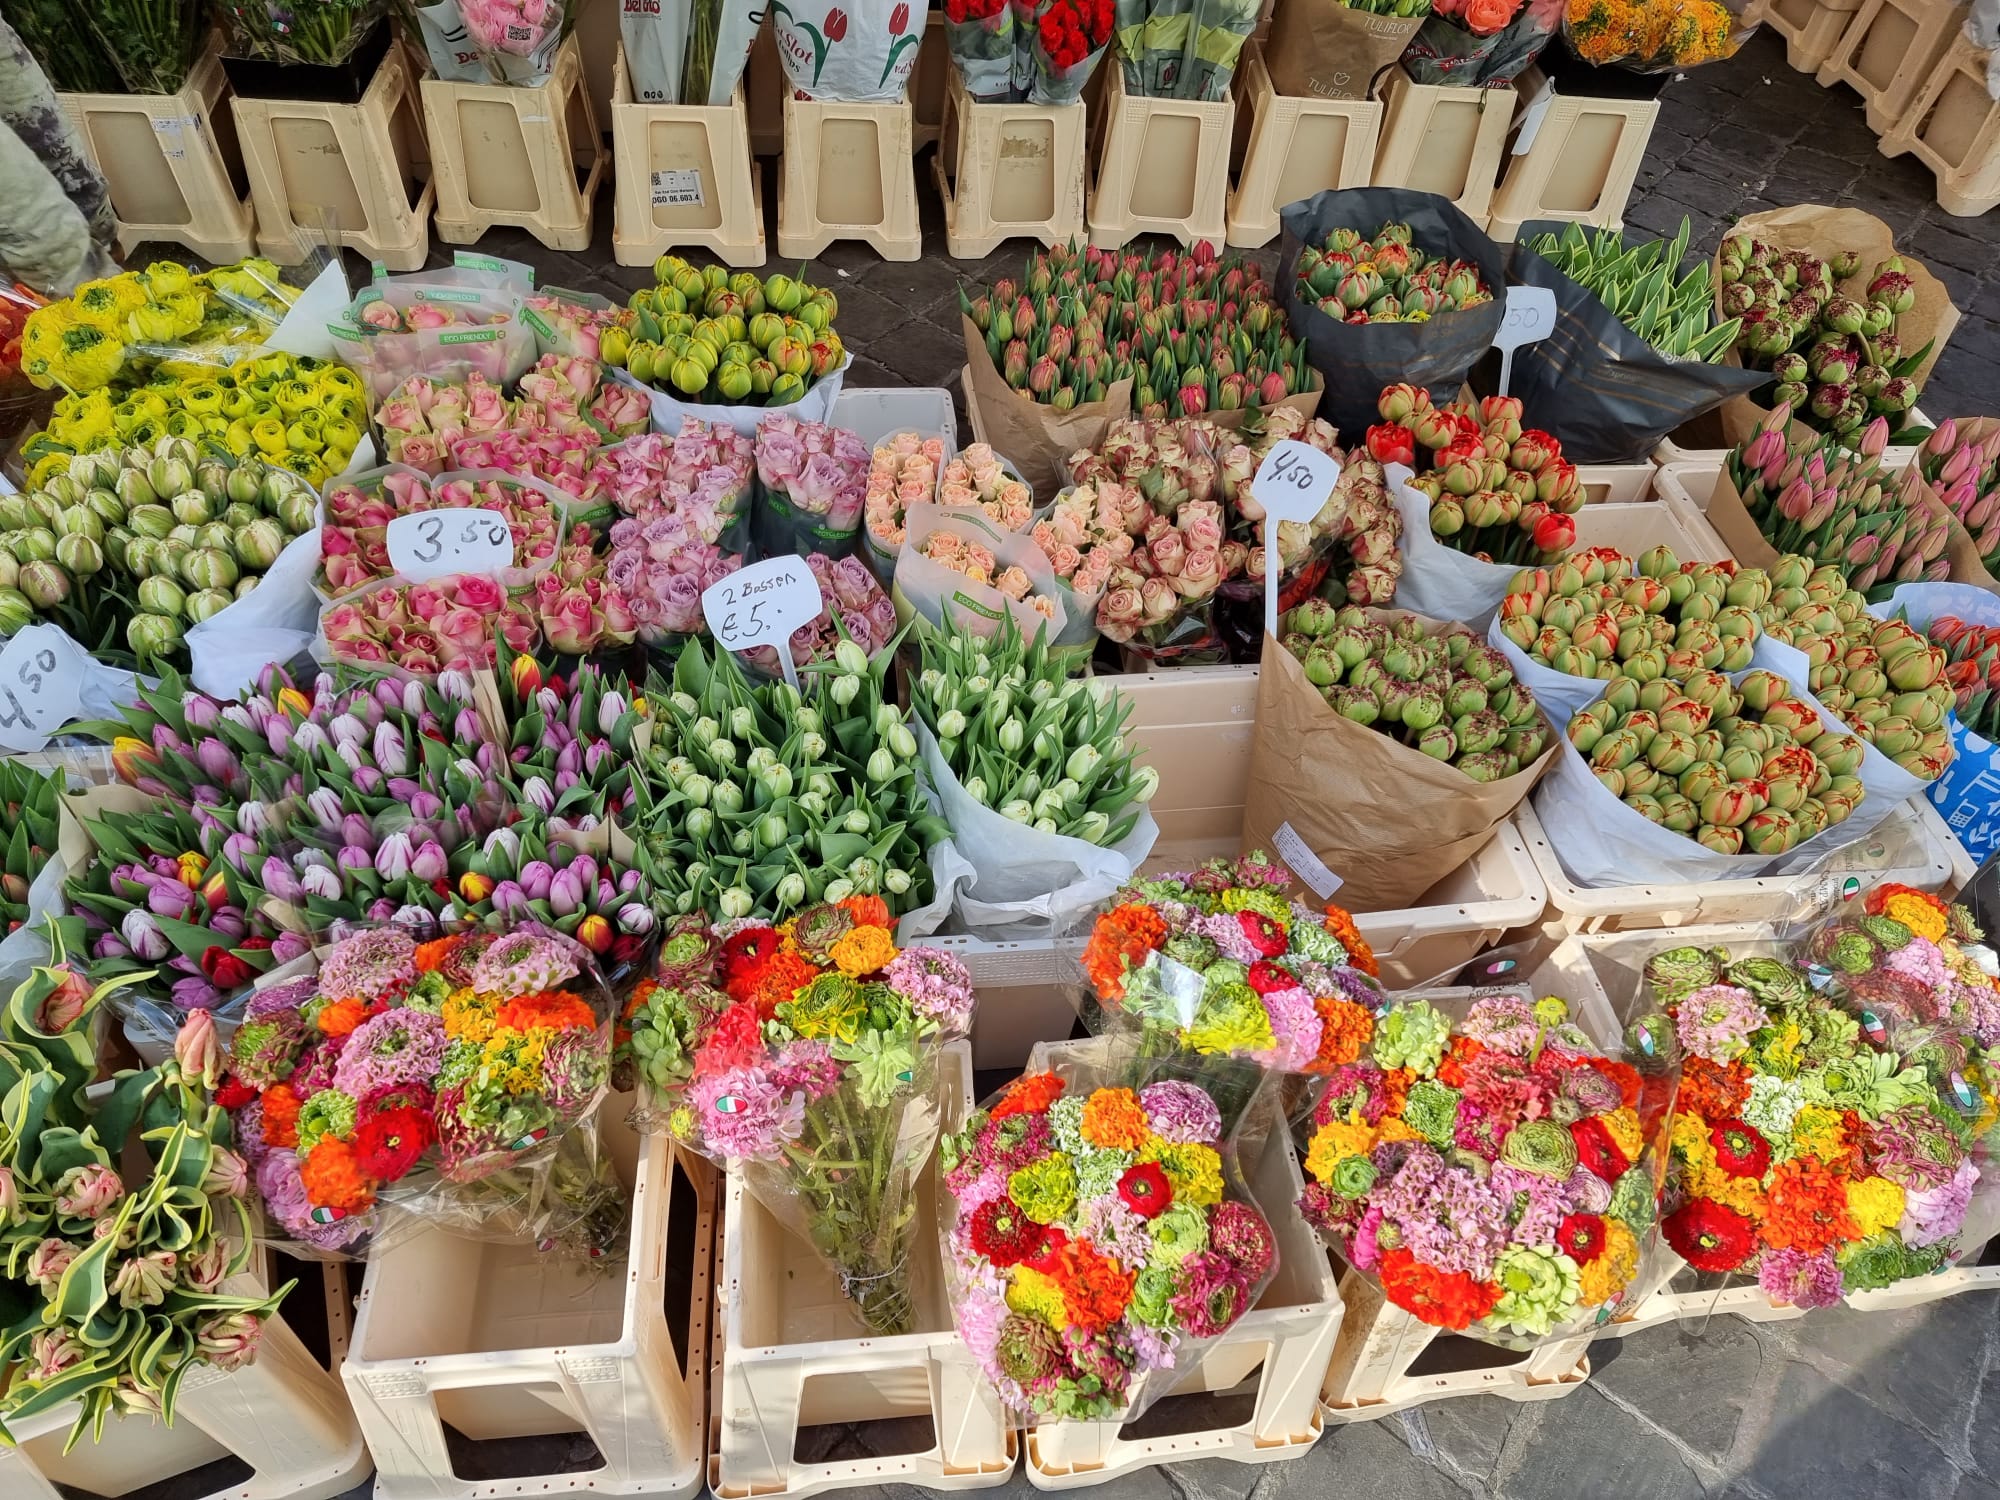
[
  {"left": 1265, "top": 2, "right": 1423, "bottom": 101},
  {"left": 58, "top": 783, "right": 153, "bottom": 872},
  {"left": 961, "top": 316, "right": 1133, "bottom": 499},
  {"left": 1240, "top": 620, "right": 1554, "bottom": 911},
  {"left": 1903, "top": 416, "right": 2000, "bottom": 596},
  {"left": 1204, "top": 377, "right": 1326, "bottom": 437},
  {"left": 1713, "top": 205, "right": 1961, "bottom": 450}
]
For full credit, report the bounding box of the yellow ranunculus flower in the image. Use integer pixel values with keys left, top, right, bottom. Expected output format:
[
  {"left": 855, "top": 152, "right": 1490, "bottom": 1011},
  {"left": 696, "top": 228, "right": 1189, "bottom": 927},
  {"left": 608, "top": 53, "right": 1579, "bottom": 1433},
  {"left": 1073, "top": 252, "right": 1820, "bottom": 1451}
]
[{"left": 251, "top": 418, "right": 288, "bottom": 456}]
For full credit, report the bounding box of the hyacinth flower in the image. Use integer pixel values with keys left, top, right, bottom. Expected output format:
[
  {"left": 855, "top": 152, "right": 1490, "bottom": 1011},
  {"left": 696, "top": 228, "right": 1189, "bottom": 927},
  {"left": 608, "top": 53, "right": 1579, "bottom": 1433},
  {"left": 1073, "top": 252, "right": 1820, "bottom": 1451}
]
[
  {"left": 1917, "top": 418, "right": 2000, "bottom": 573},
  {"left": 1728, "top": 404, "right": 1954, "bottom": 598}
]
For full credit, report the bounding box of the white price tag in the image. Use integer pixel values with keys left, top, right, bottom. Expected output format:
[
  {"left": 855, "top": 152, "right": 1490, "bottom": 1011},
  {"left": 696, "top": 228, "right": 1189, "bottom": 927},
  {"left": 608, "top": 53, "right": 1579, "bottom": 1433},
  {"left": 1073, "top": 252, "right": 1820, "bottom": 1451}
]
[
  {"left": 0, "top": 625, "right": 85, "bottom": 752},
  {"left": 1492, "top": 286, "right": 1558, "bottom": 398},
  {"left": 702, "top": 556, "right": 825, "bottom": 693},
  {"left": 1250, "top": 440, "right": 1341, "bottom": 639},
  {"left": 652, "top": 168, "right": 705, "bottom": 207},
  {"left": 386, "top": 508, "right": 515, "bottom": 583},
  {"left": 1271, "top": 820, "right": 1343, "bottom": 899}
]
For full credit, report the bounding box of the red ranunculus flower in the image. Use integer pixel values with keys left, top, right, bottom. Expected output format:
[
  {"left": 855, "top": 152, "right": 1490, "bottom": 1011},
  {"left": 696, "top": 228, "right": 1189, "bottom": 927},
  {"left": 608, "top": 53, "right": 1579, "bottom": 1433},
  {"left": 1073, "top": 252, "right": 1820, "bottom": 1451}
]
[
  {"left": 1709, "top": 1118, "right": 1772, "bottom": 1180},
  {"left": 1555, "top": 1212, "right": 1608, "bottom": 1265},
  {"left": 969, "top": 1197, "right": 1046, "bottom": 1266},
  {"left": 1236, "top": 909, "right": 1287, "bottom": 958},
  {"left": 1570, "top": 1115, "right": 1630, "bottom": 1183},
  {"left": 1663, "top": 1198, "right": 1758, "bottom": 1274},
  {"left": 1116, "top": 1162, "right": 1174, "bottom": 1219},
  {"left": 1246, "top": 959, "right": 1296, "bottom": 996},
  {"left": 353, "top": 1106, "right": 436, "bottom": 1183},
  {"left": 215, "top": 1076, "right": 257, "bottom": 1110}
]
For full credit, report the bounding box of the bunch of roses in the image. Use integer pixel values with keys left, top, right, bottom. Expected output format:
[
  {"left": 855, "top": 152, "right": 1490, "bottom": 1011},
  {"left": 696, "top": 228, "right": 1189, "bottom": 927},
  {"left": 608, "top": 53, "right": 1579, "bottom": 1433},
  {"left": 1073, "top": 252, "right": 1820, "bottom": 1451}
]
[
  {"left": 1646, "top": 935, "right": 1989, "bottom": 1305},
  {"left": 446, "top": 429, "right": 606, "bottom": 511},
  {"left": 756, "top": 416, "right": 869, "bottom": 529},
  {"left": 864, "top": 433, "right": 946, "bottom": 552},
  {"left": 458, "top": 0, "right": 563, "bottom": 57},
  {"left": 1033, "top": 0, "right": 1113, "bottom": 70},
  {"left": 915, "top": 528, "right": 1061, "bottom": 622},
  {"left": 319, "top": 468, "right": 563, "bottom": 596},
  {"left": 1031, "top": 482, "right": 1141, "bottom": 608},
  {"left": 943, "top": 1066, "right": 1275, "bottom": 1421},
  {"left": 742, "top": 552, "right": 898, "bottom": 675},
  {"left": 1297, "top": 993, "right": 1669, "bottom": 1341},
  {"left": 373, "top": 373, "right": 509, "bottom": 469},
  {"left": 527, "top": 523, "right": 642, "bottom": 657},
  {"left": 1081, "top": 854, "right": 1384, "bottom": 1070},
  {"left": 324, "top": 572, "right": 539, "bottom": 676},
  {"left": 523, "top": 293, "right": 639, "bottom": 364},
  {"left": 619, "top": 899, "right": 974, "bottom": 1333},
  {"left": 357, "top": 300, "right": 510, "bottom": 335},
  {"left": 939, "top": 443, "right": 1035, "bottom": 532},
  {"left": 372, "top": 359, "right": 648, "bottom": 475},
  {"left": 222, "top": 924, "right": 611, "bottom": 1251},
  {"left": 593, "top": 418, "right": 757, "bottom": 545},
  {"left": 605, "top": 518, "right": 742, "bottom": 640}
]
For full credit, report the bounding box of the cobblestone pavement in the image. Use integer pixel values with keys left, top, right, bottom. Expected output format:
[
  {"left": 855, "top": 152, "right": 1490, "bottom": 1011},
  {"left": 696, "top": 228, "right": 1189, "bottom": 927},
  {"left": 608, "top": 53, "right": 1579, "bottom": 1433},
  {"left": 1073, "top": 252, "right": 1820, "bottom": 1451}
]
[{"left": 125, "top": 24, "right": 2000, "bottom": 1500}]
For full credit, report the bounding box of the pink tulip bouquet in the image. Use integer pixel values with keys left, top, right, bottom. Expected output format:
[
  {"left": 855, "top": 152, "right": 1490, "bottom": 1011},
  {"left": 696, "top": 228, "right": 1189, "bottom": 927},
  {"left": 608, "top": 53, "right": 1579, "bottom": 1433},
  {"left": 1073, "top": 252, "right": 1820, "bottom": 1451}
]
[
  {"left": 318, "top": 470, "right": 565, "bottom": 598},
  {"left": 938, "top": 442, "right": 1035, "bottom": 531},
  {"left": 742, "top": 551, "right": 900, "bottom": 674},
  {"left": 1030, "top": 480, "right": 1139, "bottom": 608},
  {"left": 863, "top": 432, "right": 946, "bottom": 554},
  {"left": 322, "top": 574, "right": 539, "bottom": 676}
]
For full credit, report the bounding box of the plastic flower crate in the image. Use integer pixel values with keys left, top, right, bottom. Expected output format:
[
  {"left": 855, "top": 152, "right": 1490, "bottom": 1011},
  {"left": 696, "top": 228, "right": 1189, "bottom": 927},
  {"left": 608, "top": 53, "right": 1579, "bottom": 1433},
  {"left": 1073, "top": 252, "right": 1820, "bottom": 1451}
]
[
  {"left": 610, "top": 45, "right": 766, "bottom": 269},
  {"left": 831, "top": 385, "right": 961, "bottom": 454},
  {"left": 421, "top": 35, "right": 606, "bottom": 251},
  {"left": 1881, "top": 32, "right": 2000, "bottom": 218},
  {"left": 1574, "top": 462, "right": 1663, "bottom": 504},
  {"left": 1369, "top": 67, "right": 1514, "bottom": 227},
  {"left": 934, "top": 70, "right": 1089, "bottom": 260},
  {"left": 1486, "top": 81, "right": 1658, "bottom": 244},
  {"left": 913, "top": 11, "right": 951, "bottom": 149},
  {"left": 1224, "top": 42, "right": 1381, "bottom": 250},
  {"left": 342, "top": 1105, "right": 716, "bottom": 1500},
  {"left": 56, "top": 44, "right": 256, "bottom": 263},
  {"left": 707, "top": 1040, "right": 1018, "bottom": 1499},
  {"left": 1744, "top": 0, "right": 1867, "bottom": 72},
  {"left": 231, "top": 40, "right": 434, "bottom": 273},
  {"left": 935, "top": 664, "right": 1549, "bottom": 1068},
  {"left": 1018, "top": 1042, "right": 1342, "bottom": 1488},
  {"left": 1815, "top": 0, "right": 1967, "bottom": 137},
  {"left": 1086, "top": 64, "right": 1235, "bottom": 250},
  {"left": 777, "top": 91, "right": 923, "bottom": 262}
]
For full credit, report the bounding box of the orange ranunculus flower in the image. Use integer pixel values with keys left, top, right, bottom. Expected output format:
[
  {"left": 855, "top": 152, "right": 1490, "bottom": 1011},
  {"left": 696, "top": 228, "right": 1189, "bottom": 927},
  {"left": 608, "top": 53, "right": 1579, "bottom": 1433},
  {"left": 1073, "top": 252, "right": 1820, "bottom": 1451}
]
[
  {"left": 316, "top": 996, "right": 369, "bottom": 1037},
  {"left": 1762, "top": 1157, "right": 1857, "bottom": 1254},
  {"left": 496, "top": 989, "right": 598, "bottom": 1034},
  {"left": 301, "top": 1136, "right": 377, "bottom": 1215},
  {"left": 992, "top": 1071, "right": 1065, "bottom": 1120},
  {"left": 1079, "top": 1088, "right": 1151, "bottom": 1151},
  {"left": 1081, "top": 903, "right": 1168, "bottom": 1001},
  {"left": 1312, "top": 997, "right": 1376, "bottom": 1072},
  {"left": 838, "top": 894, "right": 892, "bottom": 930},
  {"left": 1322, "top": 904, "right": 1378, "bottom": 977}
]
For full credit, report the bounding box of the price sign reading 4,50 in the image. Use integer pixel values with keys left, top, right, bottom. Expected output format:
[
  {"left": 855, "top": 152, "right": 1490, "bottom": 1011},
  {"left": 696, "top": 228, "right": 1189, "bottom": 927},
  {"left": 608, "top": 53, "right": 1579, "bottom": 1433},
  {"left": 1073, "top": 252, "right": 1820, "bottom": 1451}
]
[
  {"left": 701, "top": 557, "right": 827, "bottom": 693},
  {"left": 1491, "top": 285, "right": 1558, "bottom": 398},
  {"left": 1250, "top": 439, "right": 1342, "bottom": 639},
  {"left": 386, "top": 508, "right": 516, "bottom": 583},
  {"left": 0, "top": 624, "right": 85, "bottom": 752}
]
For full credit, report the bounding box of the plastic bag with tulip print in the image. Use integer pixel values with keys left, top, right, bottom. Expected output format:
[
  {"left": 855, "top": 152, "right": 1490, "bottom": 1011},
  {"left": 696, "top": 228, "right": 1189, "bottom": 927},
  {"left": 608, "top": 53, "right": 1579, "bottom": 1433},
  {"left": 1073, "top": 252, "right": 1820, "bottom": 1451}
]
[
  {"left": 772, "top": 0, "right": 924, "bottom": 100},
  {"left": 404, "top": 0, "right": 572, "bottom": 85},
  {"left": 1401, "top": 0, "right": 1561, "bottom": 87}
]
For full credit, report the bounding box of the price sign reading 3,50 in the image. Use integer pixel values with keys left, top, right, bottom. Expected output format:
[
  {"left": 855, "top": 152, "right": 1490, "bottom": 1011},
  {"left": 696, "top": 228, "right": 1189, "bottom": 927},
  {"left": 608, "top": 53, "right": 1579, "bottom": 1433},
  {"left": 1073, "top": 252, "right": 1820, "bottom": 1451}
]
[
  {"left": 0, "top": 624, "right": 85, "bottom": 752},
  {"left": 702, "top": 557, "right": 827, "bottom": 692},
  {"left": 386, "top": 508, "right": 516, "bottom": 583}
]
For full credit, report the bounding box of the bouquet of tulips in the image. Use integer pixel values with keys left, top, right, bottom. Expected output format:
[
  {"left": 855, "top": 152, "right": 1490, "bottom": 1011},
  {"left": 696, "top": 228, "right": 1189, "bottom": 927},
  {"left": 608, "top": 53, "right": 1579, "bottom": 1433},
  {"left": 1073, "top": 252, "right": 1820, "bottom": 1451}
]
[
  {"left": 1916, "top": 419, "right": 2000, "bottom": 574},
  {"left": 1722, "top": 407, "right": 1953, "bottom": 596},
  {"left": 1373, "top": 387, "right": 1583, "bottom": 566},
  {"left": 1293, "top": 222, "right": 1494, "bottom": 326},
  {"left": 1929, "top": 613, "right": 2000, "bottom": 745},
  {"left": 0, "top": 762, "right": 59, "bottom": 940},
  {"left": 608, "top": 260, "right": 846, "bottom": 411}
]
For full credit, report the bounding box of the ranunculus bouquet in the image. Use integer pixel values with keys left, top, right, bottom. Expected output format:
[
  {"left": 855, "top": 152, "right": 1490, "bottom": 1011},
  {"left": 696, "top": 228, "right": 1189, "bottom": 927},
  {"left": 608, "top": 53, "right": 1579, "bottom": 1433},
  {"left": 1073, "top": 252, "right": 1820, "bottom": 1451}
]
[
  {"left": 1645, "top": 929, "right": 1993, "bottom": 1304},
  {"left": 318, "top": 469, "right": 565, "bottom": 597},
  {"left": 941, "top": 1044, "right": 1277, "bottom": 1420},
  {"left": 221, "top": 921, "right": 622, "bottom": 1256},
  {"left": 742, "top": 552, "right": 899, "bottom": 676},
  {"left": 863, "top": 432, "right": 945, "bottom": 563},
  {"left": 1296, "top": 990, "right": 1674, "bottom": 1344},
  {"left": 621, "top": 904, "right": 975, "bottom": 1333},
  {"left": 754, "top": 415, "right": 870, "bottom": 556},
  {"left": 1800, "top": 882, "right": 2000, "bottom": 1052}
]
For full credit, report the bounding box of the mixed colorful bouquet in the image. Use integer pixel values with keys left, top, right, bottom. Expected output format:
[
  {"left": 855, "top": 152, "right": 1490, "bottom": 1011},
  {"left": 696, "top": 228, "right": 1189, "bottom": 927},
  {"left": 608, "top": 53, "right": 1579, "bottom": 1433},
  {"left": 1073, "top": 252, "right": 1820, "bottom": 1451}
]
[
  {"left": 1801, "top": 883, "right": 2000, "bottom": 1052},
  {"left": 1076, "top": 852, "right": 1385, "bottom": 1072},
  {"left": 942, "top": 1054, "right": 1276, "bottom": 1419},
  {"left": 1650, "top": 910, "right": 1994, "bottom": 1303},
  {"left": 621, "top": 904, "right": 975, "bottom": 1332},
  {"left": 1296, "top": 990, "right": 1671, "bottom": 1343},
  {"left": 222, "top": 922, "right": 617, "bottom": 1254},
  {"left": 1564, "top": 0, "right": 1748, "bottom": 71}
]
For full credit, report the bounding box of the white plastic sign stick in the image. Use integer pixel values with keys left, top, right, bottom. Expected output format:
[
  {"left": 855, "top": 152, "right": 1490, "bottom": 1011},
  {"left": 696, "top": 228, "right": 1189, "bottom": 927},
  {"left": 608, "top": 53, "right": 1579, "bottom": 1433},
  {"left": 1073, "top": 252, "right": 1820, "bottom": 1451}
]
[
  {"left": 1250, "top": 440, "right": 1342, "bottom": 639},
  {"left": 0, "top": 624, "right": 85, "bottom": 752},
  {"left": 386, "top": 508, "right": 514, "bottom": 583},
  {"left": 1493, "top": 286, "right": 1558, "bottom": 398},
  {"left": 702, "top": 556, "right": 825, "bottom": 693}
]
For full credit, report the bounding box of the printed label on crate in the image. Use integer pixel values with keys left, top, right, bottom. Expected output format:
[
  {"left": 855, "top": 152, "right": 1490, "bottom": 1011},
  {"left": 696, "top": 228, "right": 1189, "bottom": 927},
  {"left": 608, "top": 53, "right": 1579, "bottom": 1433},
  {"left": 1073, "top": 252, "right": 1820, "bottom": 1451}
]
[
  {"left": 652, "top": 168, "right": 706, "bottom": 207},
  {"left": 0, "top": 626, "right": 85, "bottom": 752},
  {"left": 150, "top": 115, "right": 193, "bottom": 161},
  {"left": 386, "top": 507, "right": 515, "bottom": 582},
  {"left": 1271, "top": 820, "right": 1342, "bottom": 898}
]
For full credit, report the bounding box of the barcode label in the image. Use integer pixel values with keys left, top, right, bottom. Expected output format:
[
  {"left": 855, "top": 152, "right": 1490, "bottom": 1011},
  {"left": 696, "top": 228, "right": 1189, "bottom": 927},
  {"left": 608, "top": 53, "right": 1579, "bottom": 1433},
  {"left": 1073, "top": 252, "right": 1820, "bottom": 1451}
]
[
  {"left": 151, "top": 115, "right": 192, "bottom": 161},
  {"left": 652, "top": 168, "right": 704, "bottom": 206},
  {"left": 1272, "top": 821, "right": 1342, "bottom": 898}
]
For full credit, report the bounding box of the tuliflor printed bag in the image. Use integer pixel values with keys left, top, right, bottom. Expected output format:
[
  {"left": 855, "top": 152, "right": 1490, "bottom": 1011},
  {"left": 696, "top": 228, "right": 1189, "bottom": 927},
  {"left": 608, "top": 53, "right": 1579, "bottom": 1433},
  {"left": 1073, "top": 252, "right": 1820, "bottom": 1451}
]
[{"left": 771, "top": 0, "right": 924, "bottom": 98}]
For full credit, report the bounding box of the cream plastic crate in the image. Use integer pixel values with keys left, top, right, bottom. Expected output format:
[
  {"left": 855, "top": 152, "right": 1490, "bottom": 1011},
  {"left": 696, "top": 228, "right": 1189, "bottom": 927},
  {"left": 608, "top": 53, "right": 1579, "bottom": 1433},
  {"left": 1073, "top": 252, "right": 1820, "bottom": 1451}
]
[
  {"left": 748, "top": 17, "right": 785, "bottom": 155},
  {"left": 343, "top": 1107, "right": 715, "bottom": 1500},
  {"left": 1843, "top": 1243, "right": 2000, "bottom": 1311},
  {"left": 422, "top": 35, "right": 606, "bottom": 251},
  {"left": 1576, "top": 462, "right": 1665, "bottom": 504},
  {"left": 611, "top": 46, "right": 766, "bottom": 268},
  {"left": 1747, "top": 0, "right": 1868, "bottom": 70},
  {"left": 778, "top": 92, "right": 923, "bottom": 261},
  {"left": 1370, "top": 68, "right": 1513, "bottom": 226},
  {"left": 0, "top": 1294, "right": 369, "bottom": 1500},
  {"left": 708, "top": 1040, "right": 1017, "bottom": 1499},
  {"left": 832, "top": 385, "right": 960, "bottom": 452},
  {"left": 939, "top": 665, "right": 1548, "bottom": 1069},
  {"left": 58, "top": 46, "right": 255, "bottom": 263},
  {"left": 1018, "top": 1040, "right": 1341, "bottom": 1488},
  {"left": 913, "top": 12, "right": 950, "bottom": 149},
  {"left": 1816, "top": 0, "right": 1967, "bottom": 136},
  {"left": 1881, "top": 33, "right": 2000, "bottom": 218},
  {"left": 1086, "top": 65, "right": 1234, "bottom": 250},
  {"left": 232, "top": 41, "right": 433, "bottom": 273},
  {"left": 934, "top": 72, "right": 1088, "bottom": 260},
  {"left": 1224, "top": 43, "right": 1380, "bottom": 250},
  {"left": 1486, "top": 88, "right": 1658, "bottom": 243}
]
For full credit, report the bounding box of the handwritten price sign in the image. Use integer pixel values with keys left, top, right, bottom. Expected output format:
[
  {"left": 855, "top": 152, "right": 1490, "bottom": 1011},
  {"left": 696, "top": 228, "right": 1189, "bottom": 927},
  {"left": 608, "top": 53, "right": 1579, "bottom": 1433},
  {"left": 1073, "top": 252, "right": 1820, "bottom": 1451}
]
[
  {"left": 1491, "top": 286, "right": 1558, "bottom": 397},
  {"left": 386, "top": 508, "right": 515, "bottom": 583},
  {"left": 702, "top": 557, "right": 825, "bottom": 692},
  {"left": 1250, "top": 440, "right": 1342, "bottom": 639},
  {"left": 0, "top": 625, "right": 86, "bottom": 752}
]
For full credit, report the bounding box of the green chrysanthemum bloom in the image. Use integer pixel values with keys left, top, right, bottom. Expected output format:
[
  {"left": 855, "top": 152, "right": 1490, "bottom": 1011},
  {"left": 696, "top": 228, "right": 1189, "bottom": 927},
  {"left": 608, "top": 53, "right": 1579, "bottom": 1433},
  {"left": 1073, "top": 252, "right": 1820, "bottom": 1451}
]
[
  {"left": 1500, "top": 1119, "right": 1579, "bottom": 1180},
  {"left": 1373, "top": 1000, "right": 1450, "bottom": 1075},
  {"left": 1486, "top": 1247, "right": 1583, "bottom": 1338},
  {"left": 1643, "top": 945, "right": 1724, "bottom": 1000},
  {"left": 1403, "top": 1079, "right": 1463, "bottom": 1148},
  {"left": 296, "top": 1089, "right": 357, "bottom": 1155},
  {"left": 1130, "top": 1264, "right": 1177, "bottom": 1326},
  {"left": 1333, "top": 1153, "right": 1379, "bottom": 1198},
  {"left": 1859, "top": 914, "right": 1914, "bottom": 950},
  {"left": 1164, "top": 933, "right": 1220, "bottom": 971},
  {"left": 1289, "top": 922, "right": 1349, "bottom": 966},
  {"left": 1221, "top": 887, "right": 1291, "bottom": 923},
  {"left": 1607, "top": 1166, "right": 1657, "bottom": 1236},
  {"left": 1008, "top": 1153, "right": 1078, "bottom": 1225},
  {"left": 1073, "top": 1148, "right": 1137, "bottom": 1203},
  {"left": 1046, "top": 1095, "right": 1087, "bottom": 1155},
  {"left": 1726, "top": 956, "right": 1810, "bottom": 1008},
  {"left": 1741, "top": 1071, "right": 1808, "bottom": 1137},
  {"left": 1147, "top": 1203, "right": 1210, "bottom": 1266}
]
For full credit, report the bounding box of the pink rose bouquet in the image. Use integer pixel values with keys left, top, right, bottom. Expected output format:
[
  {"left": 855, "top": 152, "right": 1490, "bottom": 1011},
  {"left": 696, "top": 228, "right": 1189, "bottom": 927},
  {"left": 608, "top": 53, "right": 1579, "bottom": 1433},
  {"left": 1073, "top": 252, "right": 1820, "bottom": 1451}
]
[
  {"left": 863, "top": 433, "right": 945, "bottom": 553},
  {"left": 742, "top": 552, "right": 900, "bottom": 674},
  {"left": 534, "top": 525, "right": 640, "bottom": 656},
  {"left": 324, "top": 573, "right": 538, "bottom": 676},
  {"left": 914, "top": 528, "right": 1060, "bottom": 625},
  {"left": 317, "top": 469, "right": 564, "bottom": 598},
  {"left": 591, "top": 419, "right": 756, "bottom": 545},
  {"left": 524, "top": 293, "right": 638, "bottom": 363},
  {"left": 1031, "top": 481, "right": 1139, "bottom": 607},
  {"left": 447, "top": 429, "right": 604, "bottom": 511},
  {"left": 354, "top": 299, "right": 511, "bottom": 335},
  {"left": 755, "top": 416, "right": 869, "bottom": 528},
  {"left": 459, "top": 0, "right": 561, "bottom": 57},
  {"left": 938, "top": 442, "right": 1034, "bottom": 531}
]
